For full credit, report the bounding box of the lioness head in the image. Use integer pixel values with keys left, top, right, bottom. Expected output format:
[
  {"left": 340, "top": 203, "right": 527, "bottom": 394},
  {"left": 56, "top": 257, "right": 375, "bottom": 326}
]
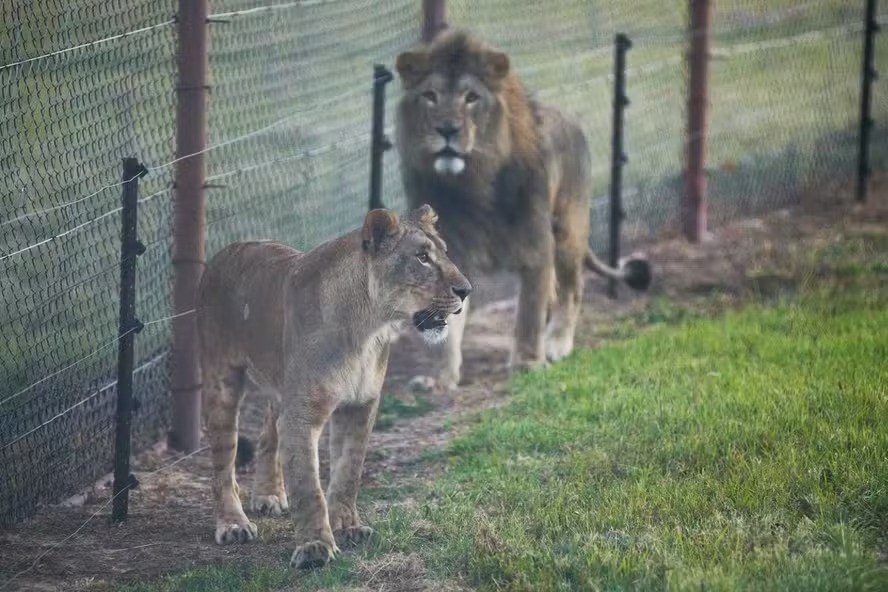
[
  {"left": 395, "top": 30, "right": 512, "bottom": 177},
  {"left": 361, "top": 204, "right": 471, "bottom": 344}
]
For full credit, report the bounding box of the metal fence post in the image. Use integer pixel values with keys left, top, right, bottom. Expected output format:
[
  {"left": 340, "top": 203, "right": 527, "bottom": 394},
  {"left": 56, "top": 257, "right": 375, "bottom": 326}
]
[
  {"left": 608, "top": 33, "right": 632, "bottom": 299},
  {"left": 369, "top": 64, "right": 394, "bottom": 211},
  {"left": 422, "top": 0, "right": 448, "bottom": 43},
  {"left": 683, "top": 0, "right": 711, "bottom": 242},
  {"left": 857, "top": 0, "right": 880, "bottom": 203},
  {"left": 112, "top": 157, "right": 147, "bottom": 523},
  {"left": 171, "top": 0, "right": 209, "bottom": 452}
]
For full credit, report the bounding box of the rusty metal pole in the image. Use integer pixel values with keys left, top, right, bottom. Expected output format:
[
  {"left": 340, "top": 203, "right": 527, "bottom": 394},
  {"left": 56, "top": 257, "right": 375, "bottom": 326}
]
[
  {"left": 422, "top": 0, "right": 448, "bottom": 43},
  {"left": 171, "top": 0, "right": 209, "bottom": 453},
  {"left": 683, "top": 0, "right": 711, "bottom": 243}
]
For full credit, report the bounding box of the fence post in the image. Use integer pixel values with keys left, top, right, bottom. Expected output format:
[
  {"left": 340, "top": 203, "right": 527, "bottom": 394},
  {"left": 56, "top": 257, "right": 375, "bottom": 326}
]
[
  {"left": 112, "top": 157, "right": 148, "bottom": 523},
  {"left": 422, "top": 0, "right": 448, "bottom": 43},
  {"left": 857, "top": 0, "right": 880, "bottom": 203},
  {"left": 171, "top": 0, "right": 209, "bottom": 452},
  {"left": 369, "top": 65, "right": 394, "bottom": 211},
  {"left": 608, "top": 34, "right": 632, "bottom": 299},
  {"left": 683, "top": 0, "right": 711, "bottom": 242}
]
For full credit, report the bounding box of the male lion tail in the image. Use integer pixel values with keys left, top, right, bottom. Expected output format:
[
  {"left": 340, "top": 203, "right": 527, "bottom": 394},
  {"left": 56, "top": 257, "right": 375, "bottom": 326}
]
[
  {"left": 584, "top": 248, "right": 652, "bottom": 291},
  {"left": 235, "top": 435, "right": 256, "bottom": 469}
]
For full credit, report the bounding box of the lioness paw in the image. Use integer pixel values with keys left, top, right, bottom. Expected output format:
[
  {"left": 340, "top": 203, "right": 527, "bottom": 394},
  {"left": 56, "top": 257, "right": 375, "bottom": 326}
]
[
  {"left": 251, "top": 493, "right": 289, "bottom": 516},
  {"left": 290, "top": 540, "right": 336, "bottom": 569},
  {"left": 334, "top": 525, "right": 374, "bottom": 549},
  {"left": 215, "top": 520, "right": 258, "bottom": 545}
]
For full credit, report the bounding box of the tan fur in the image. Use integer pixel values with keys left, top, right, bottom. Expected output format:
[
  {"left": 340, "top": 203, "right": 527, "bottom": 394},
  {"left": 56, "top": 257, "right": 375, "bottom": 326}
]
[
  {"left": 196, "top": 205, "right": 470, "bottom": 569},
  {"left": 395, "top": 30, "right": 645, "bottom": 388}
]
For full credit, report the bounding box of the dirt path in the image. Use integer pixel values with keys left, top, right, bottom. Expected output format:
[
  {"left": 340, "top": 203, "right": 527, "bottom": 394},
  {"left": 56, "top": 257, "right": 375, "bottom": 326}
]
[{"left": 1, "top": 178, "right": 885, "bottom": 591}]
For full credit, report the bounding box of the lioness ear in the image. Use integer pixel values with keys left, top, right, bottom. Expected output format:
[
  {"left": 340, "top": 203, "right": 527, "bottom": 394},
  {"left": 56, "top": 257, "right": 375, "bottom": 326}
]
[
  {"left": 362, "top": 209, "right": 400, "bottom": 254},
  {"left": 395, "top": 50, "right": 429, "bottom": 87},
  {"left": 409, "top": 204, "right": 438, "bottom": 228},
  {"left": 483, "top": 50, "right": 510, "bottom": 81}
]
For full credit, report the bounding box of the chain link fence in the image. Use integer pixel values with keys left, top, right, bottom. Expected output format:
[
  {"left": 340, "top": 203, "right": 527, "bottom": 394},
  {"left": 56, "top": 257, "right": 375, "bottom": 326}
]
[
  {"left": 0, "top": 0, "right": 177, "bottom": 525},
  {"left": 1, "top": 0, "right": 885, "bottom": 526}
]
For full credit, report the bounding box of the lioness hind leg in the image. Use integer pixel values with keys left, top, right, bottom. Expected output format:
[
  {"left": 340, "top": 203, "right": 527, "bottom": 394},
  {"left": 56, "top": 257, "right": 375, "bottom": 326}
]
[
  {"left": 546, "top": 247, "right": 584, "bottom": 363},
  {"left": 251, "top": 401, "right": 289, "bottom": 516},
  {"left": 327, "top": 397, "right": 380, "bottom": 549},
  {"left": 204, "top": 363, "right": 257, "bottom": 545}
]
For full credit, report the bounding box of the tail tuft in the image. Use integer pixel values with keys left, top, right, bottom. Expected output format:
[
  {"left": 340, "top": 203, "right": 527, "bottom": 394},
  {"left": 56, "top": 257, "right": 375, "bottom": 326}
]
[
  {"left": 623, "top": 258, "right": 652, "bottom": 291},
  {"left": 235, "top": 435, "right": 256, "bottom": 469}
]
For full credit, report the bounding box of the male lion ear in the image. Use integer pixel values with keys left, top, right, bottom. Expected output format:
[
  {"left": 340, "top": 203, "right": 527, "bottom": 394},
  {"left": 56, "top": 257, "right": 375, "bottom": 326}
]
[
  {"left": 482, "top": 50, "right": 510, "bottom": 81},
  {"left": 362, "top": 209, "right": 401, "bottom": 254},
  {"left": 395, "top": 50, "right": 429, "bottom": 87}
]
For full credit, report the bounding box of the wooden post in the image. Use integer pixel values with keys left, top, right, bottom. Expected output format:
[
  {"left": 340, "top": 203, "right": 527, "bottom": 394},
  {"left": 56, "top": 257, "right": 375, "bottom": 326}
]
[
  {"left": 112, "top": 157, "right": 147, "bottom": 523},
  {"left": 422, "top": 0, "right": 448, "bottom": 43},
  {"left": 683, "top": 0, "right": 711, "bottom": 242},
  {"left": 170, "top": 0, "right": 209, "bottom": 453}
]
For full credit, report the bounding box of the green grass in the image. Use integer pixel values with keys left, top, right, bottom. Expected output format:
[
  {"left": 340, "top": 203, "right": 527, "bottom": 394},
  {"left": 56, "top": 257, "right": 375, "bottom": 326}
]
[
  {"left": 385, "top": 285, "right": 888, "bottom": 591},
  {"left": 374, "top": 393, "right": 436, "bottom": 431}
]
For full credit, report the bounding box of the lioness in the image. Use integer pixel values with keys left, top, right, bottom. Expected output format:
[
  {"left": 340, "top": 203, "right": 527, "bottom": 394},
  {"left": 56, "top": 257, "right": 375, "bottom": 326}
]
[
  {"left": 394, "top": 30, "right": 650, "bottom": 389},
  {"left": 196, "top": 205, "right": 470, "bottom": 569}
]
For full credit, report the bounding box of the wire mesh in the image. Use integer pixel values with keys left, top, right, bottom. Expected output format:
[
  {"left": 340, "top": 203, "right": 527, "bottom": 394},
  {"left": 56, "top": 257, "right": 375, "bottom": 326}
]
[
  {"left": 203, "top": 0, "right": 418, "bottom": 256},
  {"left": 0, "top": 0, "right": 176, "bottom": 525}
]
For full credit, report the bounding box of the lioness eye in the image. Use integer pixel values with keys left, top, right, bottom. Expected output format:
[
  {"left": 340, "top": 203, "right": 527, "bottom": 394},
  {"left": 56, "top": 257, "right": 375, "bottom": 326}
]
[
  {"left": 416, "top": 251, "right": 430, "bottom": 264},
  {"left": 465, "top": 90, "right": 480, "bottom": 104},
  {"left": 421, "top": 91, "right": 437, "bottom": 105}
]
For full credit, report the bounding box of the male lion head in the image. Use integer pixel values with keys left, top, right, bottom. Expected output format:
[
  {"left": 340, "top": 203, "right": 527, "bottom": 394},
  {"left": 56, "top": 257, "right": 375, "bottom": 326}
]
[
  {"left": 395, "top": 30, "right": 513, "bottom": 177},
  {"left": 361, "top": 204, "right": 471, "bottom": 344}
]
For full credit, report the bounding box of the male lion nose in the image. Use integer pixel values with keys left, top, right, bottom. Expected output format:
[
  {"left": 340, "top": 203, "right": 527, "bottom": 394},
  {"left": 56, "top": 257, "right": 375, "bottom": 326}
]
[
  {"left": 435, "top": 124, "right": 461, "bottom": 141},
  {"left": 451, "top": 284, "right": 471, "bottom": 302}
]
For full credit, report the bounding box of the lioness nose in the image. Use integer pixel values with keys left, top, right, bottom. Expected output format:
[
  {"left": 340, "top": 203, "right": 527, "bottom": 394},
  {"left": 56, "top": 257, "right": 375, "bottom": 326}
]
[
  {"left": 451, "top": 285, "right": 471, "bottom": 301},
  {"left": 435, "top": 124, "right": 461, "bottom": 141}
]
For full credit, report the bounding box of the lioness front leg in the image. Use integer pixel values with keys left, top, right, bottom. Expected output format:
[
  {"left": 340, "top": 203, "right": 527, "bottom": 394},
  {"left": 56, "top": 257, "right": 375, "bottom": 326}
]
[
  {"left": 510, "top": 265, "right": 555, "bottom": 372},
  {"left": 251, "top": 401, "right": 289, "bottom": 516},
  {"left": 327, "top": 397, "right": 380, "bottom": 549},
  {"left": 280, "top": 409, "right": 338, "bottom": 569}
]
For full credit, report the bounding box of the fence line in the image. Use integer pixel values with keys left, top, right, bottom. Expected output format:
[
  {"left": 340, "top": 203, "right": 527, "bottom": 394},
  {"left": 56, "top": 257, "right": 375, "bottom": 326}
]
[
  {"left": 0, "top": 352, "right": 166, "bottom": 452},
  {"left": 207, "top": 0, "right": 342, "bottom": 21},
  {"left": 0, "top": 19, "right": 177, "bottom": 72},
  {"left": 0, "top": 309, "right": 191, "bottom": 411}
]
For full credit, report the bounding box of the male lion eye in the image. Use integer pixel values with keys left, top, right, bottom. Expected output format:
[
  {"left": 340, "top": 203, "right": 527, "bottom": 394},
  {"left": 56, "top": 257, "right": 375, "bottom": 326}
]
[
  {"left": 416, "top": 252, "right": 430, "bottom": 264},
  {"left": 465, "top": 91, "right": 480, "bottom": 104},
  {"left": 421, "top": 91, "right": 437, "bottom": 104}
]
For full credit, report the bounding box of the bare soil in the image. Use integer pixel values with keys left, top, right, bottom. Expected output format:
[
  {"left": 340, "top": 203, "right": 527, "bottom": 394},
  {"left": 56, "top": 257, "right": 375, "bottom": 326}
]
[{"left": 1, "top": 176, "right": 886, "bottom": 592}]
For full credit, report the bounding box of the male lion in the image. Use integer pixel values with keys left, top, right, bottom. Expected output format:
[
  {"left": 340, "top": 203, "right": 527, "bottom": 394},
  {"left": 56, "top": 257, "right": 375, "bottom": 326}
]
[
  {"left": 196, "top": 205, "right": 470, "bottom": 569},
  {"left": 394, "top": 30, "right": 650, "bottom": 389}
]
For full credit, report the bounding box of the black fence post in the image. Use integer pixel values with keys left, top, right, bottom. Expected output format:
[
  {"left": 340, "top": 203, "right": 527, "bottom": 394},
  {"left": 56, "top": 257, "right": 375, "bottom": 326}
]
[
  {"left": 608, "top": 33, "right": 632, "bottom": 299},
  {"left": 369, "top": 64, "right": 394, "bottom": 211},
  {"left": 112, "top": 157, "right": 147, "bottom": 523},
  {"left": 857, "top": 0, "right": 880, "bottom": 203}
]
